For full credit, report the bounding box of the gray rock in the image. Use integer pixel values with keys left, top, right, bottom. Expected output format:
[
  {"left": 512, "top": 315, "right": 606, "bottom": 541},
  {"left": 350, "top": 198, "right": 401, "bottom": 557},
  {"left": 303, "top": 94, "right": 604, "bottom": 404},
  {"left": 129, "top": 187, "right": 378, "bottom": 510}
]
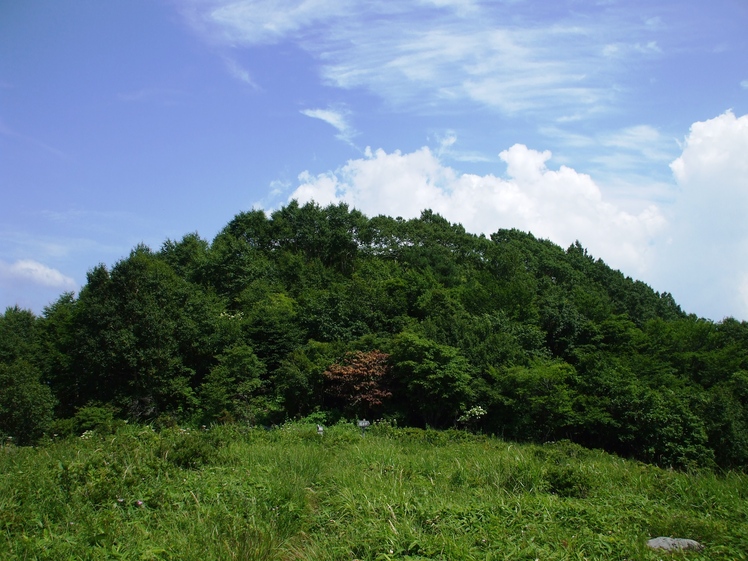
[{"left": 647, "top": 537, "right": 704, "bottom": 551}]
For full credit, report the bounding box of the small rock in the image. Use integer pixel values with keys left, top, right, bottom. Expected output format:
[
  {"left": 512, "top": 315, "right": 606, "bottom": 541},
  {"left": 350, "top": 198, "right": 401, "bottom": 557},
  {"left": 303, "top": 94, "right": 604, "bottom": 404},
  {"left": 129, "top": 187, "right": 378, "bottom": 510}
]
[{"left": 647, "top": 537, "right": 704, "bottom": 551}]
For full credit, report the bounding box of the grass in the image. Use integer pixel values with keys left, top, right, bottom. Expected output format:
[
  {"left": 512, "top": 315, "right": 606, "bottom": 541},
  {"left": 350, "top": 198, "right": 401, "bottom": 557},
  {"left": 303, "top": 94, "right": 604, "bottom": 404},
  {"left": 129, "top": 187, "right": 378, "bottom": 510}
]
[{"left": 1, "top": 422, "right": 747, "bottom": 560}]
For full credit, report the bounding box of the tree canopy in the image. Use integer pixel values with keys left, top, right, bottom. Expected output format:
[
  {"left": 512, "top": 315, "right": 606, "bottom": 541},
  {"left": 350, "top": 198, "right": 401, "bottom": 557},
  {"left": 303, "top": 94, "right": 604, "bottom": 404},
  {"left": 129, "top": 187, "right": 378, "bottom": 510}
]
[{"left": 3, "top": 201, "right": 748, "bottom": 470}]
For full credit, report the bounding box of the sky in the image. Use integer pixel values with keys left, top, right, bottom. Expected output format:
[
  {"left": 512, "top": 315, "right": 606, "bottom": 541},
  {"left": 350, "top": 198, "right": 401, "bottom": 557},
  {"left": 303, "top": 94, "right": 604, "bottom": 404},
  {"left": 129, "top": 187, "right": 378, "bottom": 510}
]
[{"left": 1, "top": 0, "right": 748, "bottom": 321}]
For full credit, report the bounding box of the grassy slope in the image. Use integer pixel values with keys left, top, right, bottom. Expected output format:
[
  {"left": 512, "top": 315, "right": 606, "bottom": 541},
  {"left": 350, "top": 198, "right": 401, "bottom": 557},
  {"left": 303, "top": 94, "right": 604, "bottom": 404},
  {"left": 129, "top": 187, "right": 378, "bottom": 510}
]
[{"left": 2, "top": 423, "right": 747, "bottom": 561}]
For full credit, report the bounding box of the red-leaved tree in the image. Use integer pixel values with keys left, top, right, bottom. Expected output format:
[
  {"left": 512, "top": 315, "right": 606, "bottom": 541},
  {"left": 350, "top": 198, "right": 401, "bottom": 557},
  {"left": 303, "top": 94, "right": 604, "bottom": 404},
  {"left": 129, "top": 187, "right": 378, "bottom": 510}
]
[{"left": 323, "top": 350, "right": 392, "bottom": 417}]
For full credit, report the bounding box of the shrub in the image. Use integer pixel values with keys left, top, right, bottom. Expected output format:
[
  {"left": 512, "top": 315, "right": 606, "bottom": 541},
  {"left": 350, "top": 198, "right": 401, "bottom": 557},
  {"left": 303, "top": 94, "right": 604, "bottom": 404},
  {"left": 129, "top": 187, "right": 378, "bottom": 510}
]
[
  {"left": 74, "top": 404, "right": 117, "bottom": 434},
  {"left": 158, "top": 430, "right": 219, "bottom": 469},
  {"left": 545, "top": 464, "right": 592, "bottom": 498}
]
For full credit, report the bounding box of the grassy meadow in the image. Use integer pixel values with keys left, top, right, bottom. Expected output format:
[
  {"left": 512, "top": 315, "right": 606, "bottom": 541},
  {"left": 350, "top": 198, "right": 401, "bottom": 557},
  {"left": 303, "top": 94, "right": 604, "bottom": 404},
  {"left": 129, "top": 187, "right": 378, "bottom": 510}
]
[{"left": 2, "top": 422, "right": 747, "bottom": 560}]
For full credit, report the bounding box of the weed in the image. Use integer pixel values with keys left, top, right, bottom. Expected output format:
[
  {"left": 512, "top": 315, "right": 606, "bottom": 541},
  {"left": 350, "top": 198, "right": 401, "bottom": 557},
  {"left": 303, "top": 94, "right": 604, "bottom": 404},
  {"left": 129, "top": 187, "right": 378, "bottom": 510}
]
[{"left": 1, "top": 422, "right": 747, "bottom": 560}]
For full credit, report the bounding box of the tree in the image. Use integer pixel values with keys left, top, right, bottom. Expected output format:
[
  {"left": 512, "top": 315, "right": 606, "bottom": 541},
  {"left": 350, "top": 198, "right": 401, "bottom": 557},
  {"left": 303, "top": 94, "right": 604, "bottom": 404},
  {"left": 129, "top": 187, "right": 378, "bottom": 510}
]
[
  {"left": 488, "top": 360, "right": 580, "bottom": 442},
  {"left": 273, "top": 340, "right": 344, "bottom": 419},
  {"left": 159, "top": 232, "right": 210, "bottom": 284},
  {"left": 40, "top": 293, "right": 78, "bottom": 416},
  {"left": 199, "top": 344, "right": 265, "bottom": 423},
  {"left": 0, "top": 306, "right": 41, "bottom": 366},
  {"left": 702, "top": 371, "right": 748, "bottom": 469},
  {"left": 244, "top": 292, "right": 305, "bottom": 372},
  {"left": 324, "top": 350, "right": 392, "bottom": 418},
  {"left": 390, "top": 332, "right": 476, "bottom": 427},
  {"left": 70, "top": 247, "right": 203, "bottom": 418},
  {"left": 0, "top": 360, "right": 56, "bottom": 445}
]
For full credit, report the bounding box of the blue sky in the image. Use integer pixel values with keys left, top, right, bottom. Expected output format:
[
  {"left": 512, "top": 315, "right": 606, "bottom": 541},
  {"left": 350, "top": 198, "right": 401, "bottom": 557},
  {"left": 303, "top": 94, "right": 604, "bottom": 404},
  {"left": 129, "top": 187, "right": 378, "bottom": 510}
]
[{"left": 2, "top": 0, "right": 747, "bottom": 320}]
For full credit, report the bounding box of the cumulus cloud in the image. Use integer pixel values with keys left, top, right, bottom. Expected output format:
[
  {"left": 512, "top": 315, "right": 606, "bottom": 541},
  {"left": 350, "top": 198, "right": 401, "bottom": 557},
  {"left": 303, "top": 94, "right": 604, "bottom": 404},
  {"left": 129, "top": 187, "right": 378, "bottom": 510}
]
[
  {"left": 0, "top": 260, "right": 77, "bottom": 289},
  {"left": 0, "top": 260, "right": 77, "bottom": 314},
  {"left": 283, "top": 110, "right": 748, "bottom": 320},
  {"left": 289, "top": 143, "right": 666, "bottom": 277},
  {"left": 300, "top": 107, "right": 357, "bottom": 145},
  {"left": 660, "top": 110, "right": 748, "bottom": 319}
]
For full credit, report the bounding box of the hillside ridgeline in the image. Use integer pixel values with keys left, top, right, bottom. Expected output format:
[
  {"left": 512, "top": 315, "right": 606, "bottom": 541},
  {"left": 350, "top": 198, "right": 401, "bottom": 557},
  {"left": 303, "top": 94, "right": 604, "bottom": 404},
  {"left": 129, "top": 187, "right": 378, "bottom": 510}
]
[{"left": 2, "top": 201, "right": 748, "bottom": 469}]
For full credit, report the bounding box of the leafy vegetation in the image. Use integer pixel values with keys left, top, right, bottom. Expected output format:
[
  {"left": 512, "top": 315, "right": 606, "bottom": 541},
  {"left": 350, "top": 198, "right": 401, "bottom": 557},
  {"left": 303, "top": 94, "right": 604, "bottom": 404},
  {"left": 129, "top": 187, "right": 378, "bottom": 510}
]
[
  {"left": 2, "top": 422, "right": 746, "bottom": 560},
  {"left": 2, "top": 201, "right": 748, "bottom": 471}
]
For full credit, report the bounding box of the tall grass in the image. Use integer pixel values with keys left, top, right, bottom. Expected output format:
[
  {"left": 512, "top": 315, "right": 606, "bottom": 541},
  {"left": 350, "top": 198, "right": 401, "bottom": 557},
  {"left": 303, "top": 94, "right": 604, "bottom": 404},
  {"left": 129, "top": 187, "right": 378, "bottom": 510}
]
[{"left": 2, "top": 422, "right": 746, "bottom": 560}]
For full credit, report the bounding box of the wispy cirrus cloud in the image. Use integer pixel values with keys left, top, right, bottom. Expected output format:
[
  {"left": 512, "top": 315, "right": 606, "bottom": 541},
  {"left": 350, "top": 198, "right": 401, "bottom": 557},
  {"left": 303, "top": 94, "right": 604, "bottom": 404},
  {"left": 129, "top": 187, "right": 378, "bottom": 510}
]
[
  {"left": 539, "top": 123, "right": 679, "bottom": 205},
  {"left": 300, "top": 106, "right": 357, "bottom": 145},
  {"left": 223, "top": 57, "right": 259, "bottom": 88},
  {"left": 181, "top": 0, "right": 352, "bottom": 45},
  {"left": 177, "top": 0, "right": 666, "bottom": 120},
  {"left": 117, "top": 87, "right": 188, "bottom": 105},
  {"left": 0, "top": 118, "right": 67, "bottom": 158}
]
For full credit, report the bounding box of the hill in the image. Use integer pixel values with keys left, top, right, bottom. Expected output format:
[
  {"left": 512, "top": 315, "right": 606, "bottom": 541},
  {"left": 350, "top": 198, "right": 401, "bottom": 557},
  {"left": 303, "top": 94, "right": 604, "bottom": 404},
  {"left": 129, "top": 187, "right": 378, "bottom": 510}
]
[{"left": 2, "top": 201, "right": 748, "bottom": 469}]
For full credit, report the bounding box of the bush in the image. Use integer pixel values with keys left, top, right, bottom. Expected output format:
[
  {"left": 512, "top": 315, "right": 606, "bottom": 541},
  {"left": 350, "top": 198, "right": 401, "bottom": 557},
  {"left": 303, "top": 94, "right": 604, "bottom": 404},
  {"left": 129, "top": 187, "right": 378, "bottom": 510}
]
[
  {"left": 74, "top": 405, "right": 118, "bottom": 434},
  {"left": 545, "top": 464, "right": 592, "bottom": 498},
  {"left": 158, "top": 429, "right": 219, "bottom": 469}
]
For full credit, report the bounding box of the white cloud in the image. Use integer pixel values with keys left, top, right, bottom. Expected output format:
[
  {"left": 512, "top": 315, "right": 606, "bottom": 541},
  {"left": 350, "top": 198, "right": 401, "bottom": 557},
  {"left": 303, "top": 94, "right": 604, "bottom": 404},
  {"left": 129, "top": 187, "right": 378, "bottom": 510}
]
[
  {"left": 289, "top": 143, "right": 665, "bottom": 276},
  {"left": 670, "top": 111, "right": 748, "bottom": 188},
  {"left": 601, "top": 125, "right": 669, "bottom": 159},
  {"left": 283, "top": 110, "right": 748, "bottom": 320},
  {"left": 659, "top": 110, "right": 748, "bottom": 319},
  {"left": 539, "top": 123, "right": 679, "bottom": 210},
  {"left": 741, "top": 79, "right": 748, "bottom": 90},
  {"left": 224, "top": 58, "right": 259, "bottom": 88},
  {"left": 179, "top": 0, "right": 664, "bottom": 119},
  {"left": 300, "top": 107, "right": 357, "bottom": 145},
  {"left": 0, "top": 260, "right": 76, "bottom": 289},
  {"left": 117, "top": 88, "right": 188, "bottom": 106},
  {"left": 318, "top": 23, "right": 617, "bottom": 116},
  {"left": 183, "top": 0, "right": 352, "bottom": 45}
]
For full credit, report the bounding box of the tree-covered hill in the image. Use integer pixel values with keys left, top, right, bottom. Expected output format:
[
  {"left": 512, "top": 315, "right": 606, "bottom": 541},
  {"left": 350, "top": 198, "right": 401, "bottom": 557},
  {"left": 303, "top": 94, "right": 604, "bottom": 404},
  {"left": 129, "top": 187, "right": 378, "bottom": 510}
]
[{"left": 3, "top": 201, "right": 748, "bottom": 469}]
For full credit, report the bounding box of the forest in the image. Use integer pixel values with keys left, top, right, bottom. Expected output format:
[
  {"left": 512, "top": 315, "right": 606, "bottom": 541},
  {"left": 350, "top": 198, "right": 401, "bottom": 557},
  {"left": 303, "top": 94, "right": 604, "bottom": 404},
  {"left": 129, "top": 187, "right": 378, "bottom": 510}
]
[{"left": 2, "top": 201, "right": 748, "bottom": 470}]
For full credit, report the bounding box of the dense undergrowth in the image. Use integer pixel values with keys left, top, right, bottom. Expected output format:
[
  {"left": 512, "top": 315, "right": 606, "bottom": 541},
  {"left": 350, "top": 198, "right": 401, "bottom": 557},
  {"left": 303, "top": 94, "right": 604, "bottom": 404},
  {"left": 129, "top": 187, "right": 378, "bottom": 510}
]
[{"left": 2, "top": 422, "right": 747, "bottom": 560}]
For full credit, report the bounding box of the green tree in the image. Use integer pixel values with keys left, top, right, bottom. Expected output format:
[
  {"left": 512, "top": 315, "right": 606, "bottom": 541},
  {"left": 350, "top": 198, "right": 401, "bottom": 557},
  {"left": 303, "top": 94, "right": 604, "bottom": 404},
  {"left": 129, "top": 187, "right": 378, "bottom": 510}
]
[
  {"left": 70, "top": 247, "right": 203, "bottom": 418},
  {"left": 271, "top": 340, "right": 344, "bottom": 419},
  {"left": 488, "top": 360, "right": 580, "bottom": 442},
  {"left": 40, "top": 293, "right": 80, "bottom": 416},
  {"left": 199, "top": 344, "right": 265, "bottom": 423},
  {"left": 0, "top": 360, "right": 56, "bottom": 445},
  {"left": 0, "top": 306, "right": 41, "bottom": 366},
  {"left": 702, "top": 371, "right": 748, "bottom": 469},
  {"left": 159, "top": 232, "right": 210, "bottom": 284},
  {"left": 244, "top": 292, "right": 305, "bottom": 372},
  {"left": 390, "top": 332, "right": 476, "bottom": 427}
]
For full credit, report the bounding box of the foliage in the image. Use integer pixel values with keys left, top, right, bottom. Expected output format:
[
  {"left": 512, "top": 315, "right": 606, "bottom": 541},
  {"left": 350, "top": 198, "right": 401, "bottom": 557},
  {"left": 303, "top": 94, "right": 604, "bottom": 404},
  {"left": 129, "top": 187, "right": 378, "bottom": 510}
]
[
  {"left": 0, "top": 360, "right": 56, "bottom": 445},
  {"left": 72, "top": 404, "right": 118, "bottom": 435},
  {"left": 390, "top": 331, "right": 477, "bottom": 428},
  {"left": 488, "top": 360, "right": 580, "bottom": 442},
  {"left": 199, "top": 344, "right": 266, "bottom": 423},
  {"left": 324, "top": 349, "right": 392, "bottom": 418},
  {"left": 7, "top": 201, "right": 748, "bottom": 470}
]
